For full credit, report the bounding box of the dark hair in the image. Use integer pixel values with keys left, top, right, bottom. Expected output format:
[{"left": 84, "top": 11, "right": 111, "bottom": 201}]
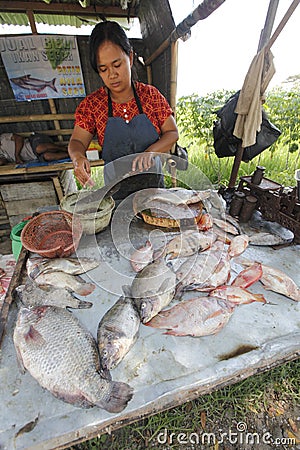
[{"left": 89, "top": 21, "right": 132, "bottom": 73}]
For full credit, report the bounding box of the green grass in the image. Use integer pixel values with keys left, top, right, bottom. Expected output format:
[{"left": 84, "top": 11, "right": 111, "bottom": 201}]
[
  {"left": 69, "top": 359, "right": 300, "bottom": 449},
  {"left": 89, "top": 143, "right": 299, "bottom": 191}
]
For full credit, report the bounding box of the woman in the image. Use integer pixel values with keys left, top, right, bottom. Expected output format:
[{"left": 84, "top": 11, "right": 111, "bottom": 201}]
[{"left": 68, "top": 21, "right": 178, "bottom": 199}]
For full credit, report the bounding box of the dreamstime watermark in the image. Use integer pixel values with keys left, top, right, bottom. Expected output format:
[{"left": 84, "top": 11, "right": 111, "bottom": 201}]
[{"left": 156, "top": 422, "right": 296, "bottom": 447}]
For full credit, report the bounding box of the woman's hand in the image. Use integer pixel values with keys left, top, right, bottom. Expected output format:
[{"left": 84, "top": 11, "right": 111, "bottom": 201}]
[
  {"left": 73, "top": 156, "right": 95, "bottom": 188},
  {"left": 68, "top": 127, "right": 95, "bottom": 188},
  {"left": 131, "top": 152, "right": 155, "bottom": 172}
]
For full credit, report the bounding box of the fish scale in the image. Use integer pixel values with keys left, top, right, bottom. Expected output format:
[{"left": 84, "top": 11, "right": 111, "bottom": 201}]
[
  {"left": 97, "top": 294, "right": 140, "bottom": 370},
  {"left": 13, "top": 306, "right": 133, "bottom": 412}
]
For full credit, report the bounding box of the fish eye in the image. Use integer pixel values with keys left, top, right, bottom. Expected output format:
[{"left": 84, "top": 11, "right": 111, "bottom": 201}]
[
  {"left": 102, "top": 349, "right": 108, "bottom": 357},
  {"left": 141, "top": 302, "right": 147, "bottom": 310}
]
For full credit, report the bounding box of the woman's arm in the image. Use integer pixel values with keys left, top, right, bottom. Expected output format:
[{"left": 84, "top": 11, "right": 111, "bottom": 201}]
[
  {"left": 68, "top": 125, "right": 95, "bottom": 187},
  {"left": 132, "top": 115, "right": 178, "bottom": 172}
]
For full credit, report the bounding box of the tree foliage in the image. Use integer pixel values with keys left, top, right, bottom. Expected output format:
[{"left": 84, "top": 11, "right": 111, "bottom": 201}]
[{"left": 176, "top": 84, "right": 300, "bottom": 157}]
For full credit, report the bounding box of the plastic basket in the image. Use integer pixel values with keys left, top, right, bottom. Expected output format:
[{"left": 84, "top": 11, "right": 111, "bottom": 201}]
[{"left": 21, "top": 210, "right": 83, "bottom": 258}]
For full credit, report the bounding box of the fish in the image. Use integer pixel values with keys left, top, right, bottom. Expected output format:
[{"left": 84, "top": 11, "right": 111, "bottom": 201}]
[
  {"left": 260, "top": 264, "right": 300, "bottom": 301},
  {"left": 162, "top": 229, "right": 217, "bottom": 259},
  {"left": 130, "top": 240, "right": 154, "bottom": 272},
  {"left": 146, "top": 188, "right": 210, "bottom": 206},
  {"left": 10, "top": 74, "right": 57, "bottom": 93},
  {"left": 227, "top": 234, "right": 249, "bottom": 258},
  {"left": 248, "top": 232, "right": 289, "bottom": 246},
  {"left": 13, "top": 305, "right": 133, "bottom": 412},
  {"left": 195, "top": 253, "right": 232, "bottom": 292},
  {"left": 220, "top": 213, "right": 242, "bottom": 234},
  {"left": 29, "top": 271, "right": 96, "bottom": 297},
  {"left": 212, "top": 225, "right": 232, "bottom": 244},
  {"left": 231, "top": 263, "right": 263, "bottom": 289},
  {"left": 236, "top": 258, "right": 300, "bottom": 302},
  {"left": 197, "top": 212, "right": 214, "bottom": 231},
  {"left": 176, "top": 243, "right": 228, "bottom": 294},
  {"left": 15, "top": 279, "right": 93, "bottom": 309},
  {"left": 213, "top": 217, "right": 240, "bottom": 235},
  {"left": 131, "top": 258, "right": 176, "bottom": 323},
  {"left": 97, "top": 292, "right": 140, "bottom": 370},
  {"left": 210, "top": 285, "right": 266, "bottom": 305},
  {"left": 27, "top": 256, "right": 99, "bottom": 279},
  {"left": 146, "top": 296, "right": 234, "bottom": 337},
  {"left": 132, "top": 188, "right": 209, "bottom": 216}
]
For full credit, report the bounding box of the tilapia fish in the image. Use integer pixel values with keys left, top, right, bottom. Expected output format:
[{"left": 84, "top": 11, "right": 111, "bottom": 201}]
[
  {"left": 237, "top": 258, "right": 300, "bottom": 302},
  {"left": 260, "top": 264, "right": 300, "bottom": 301},
  {"left": 13, "top": 306, "right": 133, "bottom": 412},
  {"left": 130, "top": 240, "right": 154, "bottom": 272},
  {"left": 163, "top": 230, "right": 217, "bottom": 259},
  {"left": 146, "top": 296, "right": 234, "bottom": 337},
  {"left": 30, "top": 271, "right": 95, "bottom": 296},
  {"left": 213, "top": 217, "right": 239, "bottom": 235},
  {"left": 133, "top": 187, "right": 210, "bottom": 211},
  {"left": 210, "top": 285, "right": 266, "bottom": 305},
  {"left": 227, "top": 234, "right": 249, "bottom": 258},
  {"left": 131, "top": 258, "right": 176, "bottom": 323},
  {"left": 27, "top": 256, "right": 99, "bottom": 279},
  {"left": 176, "top": 244, "right": 229, "bottom": 294},
  {"left": 231, "top": 263, "right": 263, "bottom": 289},
  {"left": 15, "top": 279, "right": 93, "bottom": 309},
  {"left": 97, "top": 293, "right": 140, "bottom": 370}
]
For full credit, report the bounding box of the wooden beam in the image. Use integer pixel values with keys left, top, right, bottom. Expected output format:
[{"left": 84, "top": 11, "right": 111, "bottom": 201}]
[
  {"left": 0, "top": 1, "right": 137, "bottom": 17},
  {"left": 0, "top": 159, "right": 104, "bottom": 177},
  {"left": 145, "top": 0, "right": 225, "bottom": 65},
  {"left": 18, "top": 129, "right": 74, "bottom": 137},
  {"left": 0, "top": 113, "right": 74, "bottom": 124}
]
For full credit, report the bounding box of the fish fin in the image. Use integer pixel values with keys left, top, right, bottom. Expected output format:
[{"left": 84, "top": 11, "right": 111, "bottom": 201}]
[
  {"left": 153, "top": 247, "right": 166, "bottom": 261},
  {"left": 77, "top": 300, "right": 93, "bottom": 309},
  {"left": 205, "top": 310, "right": 224, "bottom": 320},
  {"left": 14, "top": 345, "right": 26, "bottom": 374},
  {"left": 24, "top": 325, "right": 45, "bottom": 346},
  {"left": 122, "top": 285, "right": 132, "bottom": 298},
  {"left": 96, "top": 381, "right": 134, "bottom": 413},
  {"left": 99, "top": 366, "right": 112, "bottom": 381},
  {"left": 164, "top": 329, "right": 185, "bottom": 336},
  {"left": 253, "top": 293, "right": 266, "bottom": 303},
  {"left": 76, "top": 282, "right": 96, "bottom": 296},
  {"left": 29, "top": 265, "right": 45, "bottom": 279},
  {"left": 50, "top": 78, "right": 57, "bottom": 92}
]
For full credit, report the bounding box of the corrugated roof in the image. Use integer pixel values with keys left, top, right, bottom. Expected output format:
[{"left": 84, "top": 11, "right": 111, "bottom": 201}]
[{"left": 0, "top": 0, "right": 141, "bottom": 27}]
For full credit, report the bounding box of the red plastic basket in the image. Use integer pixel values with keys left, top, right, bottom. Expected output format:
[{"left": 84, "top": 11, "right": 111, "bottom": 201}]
[{"left": 21, "top": 210, "right": 83, "bottom": 258}]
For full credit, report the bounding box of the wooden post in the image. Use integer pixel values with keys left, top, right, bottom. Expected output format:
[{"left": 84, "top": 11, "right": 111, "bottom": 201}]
[
  {"left": 227, "top": 0, "right": 280, "bottom": 189},
  {"left": 170, "top": 40, "right": 178, "bottom": 113},
  {"left": 27, "top": 9, "right": 63, "bottom": 141}
]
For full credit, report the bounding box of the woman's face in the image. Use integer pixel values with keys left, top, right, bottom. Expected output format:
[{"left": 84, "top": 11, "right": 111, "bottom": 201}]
[{"left": 96, "top": 41, "right": 133, "bottom": 94}]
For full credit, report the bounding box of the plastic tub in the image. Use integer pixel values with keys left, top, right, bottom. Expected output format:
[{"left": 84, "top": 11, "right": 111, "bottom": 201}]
[
  {"left": 60, "top": 192, "right": 115, "bottom": 235},
  {"left": 10, "top": 221, "right": 28, "bottom": 261}
]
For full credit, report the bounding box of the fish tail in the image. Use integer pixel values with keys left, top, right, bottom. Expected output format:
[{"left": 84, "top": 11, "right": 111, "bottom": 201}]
[
  {"left": 98, "top": 381, "right": 133, "bottom": 413},
  {"left": 49, "top": 78, "right": 57, "bottom": 92},
  {"left": 76, "top": 282, "right": 96, "bottom": 296},
  {"left": 164, "top": 330, "right": 179, "bottom": 336},
  {"left": 29, "top": 266, "right": 43, "bottom": 280},
  {"left": 253, "top": 293, "right": 266, "bottom": 303}
]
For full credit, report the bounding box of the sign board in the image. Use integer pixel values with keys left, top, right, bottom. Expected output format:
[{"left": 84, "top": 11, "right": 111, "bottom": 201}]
[{"left": 0, "top": 35, "right": 86, "bottom": 101}]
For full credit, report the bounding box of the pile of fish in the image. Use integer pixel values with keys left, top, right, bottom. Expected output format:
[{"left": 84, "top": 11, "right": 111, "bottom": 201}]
[
  {"left": 12, "top": 188, "right": 300, "bottom": 414},
  {"left": 14, "top": 255, "right": 134, "bottom": 413}
]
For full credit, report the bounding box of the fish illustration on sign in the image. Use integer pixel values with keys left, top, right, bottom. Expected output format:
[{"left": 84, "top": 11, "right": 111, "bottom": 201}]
[{"left": 10, "top": 74, "right": 57, "bottom": 93}]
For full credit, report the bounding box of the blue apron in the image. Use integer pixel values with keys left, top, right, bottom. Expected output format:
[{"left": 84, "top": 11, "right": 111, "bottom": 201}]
[{"left": 101, "top": 83, "right": 164, "bottom": 200}]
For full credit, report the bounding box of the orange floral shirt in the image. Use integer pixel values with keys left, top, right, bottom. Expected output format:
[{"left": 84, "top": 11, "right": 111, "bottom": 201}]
[{"left": 75, "top": 82, "right": 173, "bottom": 146}]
